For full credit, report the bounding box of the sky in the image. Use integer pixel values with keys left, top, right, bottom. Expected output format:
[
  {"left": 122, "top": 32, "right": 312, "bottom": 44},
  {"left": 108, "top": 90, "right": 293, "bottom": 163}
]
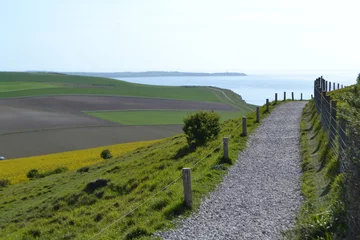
[{"left": 0, "top": 0, "right": 359, "bottom": 74}]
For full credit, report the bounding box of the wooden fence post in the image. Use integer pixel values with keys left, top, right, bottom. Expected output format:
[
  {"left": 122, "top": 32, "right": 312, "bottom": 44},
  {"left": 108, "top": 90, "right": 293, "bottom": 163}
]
[
  {"left": 330, "top": 101, "right": 337, "bottom": 144},
  {"left": 333, "top": 82, "right": 335, "bottom": 91},
  {"left": 301, "top": 93, "right": 303, "bottom": 101},
  {"left": 182, "top": 168, "right": 192, "bottom": 208},
  {"left": 223, "top": 137, "right": 228, "bottom": 161},
  {"left": 311, "top": 94, "right": 313, "bottom": 99},
  {"left": 256, "top": 107, "right": 260, "bottom": 123},
  {"left": 341, "top": 84, "right": 343, "bottom": 89},
  {"left": 292, "top": 92, "right": 294, "bottom": 101},
  {"left": 284, "top": 92, "right": 286, "bottom": 101},
  {"left": 325, "top": 81, "right": 328, "bottom": 91},
  {"left": 275, "top": 93, "right": 278, "bottom": 105},
  {"left": 266, "top": 99, "right": 269, "bottom": 112},
  {"left": 242, "top": 117, "right": 247, "bottom": 136},
  {"left": 329, "top": 81, "right": 332, "bottom": 91},
  {"left": 337, "top": 83, "right": 340, "bottom": 89}
]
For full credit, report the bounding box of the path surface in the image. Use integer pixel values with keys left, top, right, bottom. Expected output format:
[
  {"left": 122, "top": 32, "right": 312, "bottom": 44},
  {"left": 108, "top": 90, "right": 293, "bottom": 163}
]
[{"left": 158, "top": 101, "right": 307, "bottom": 240}]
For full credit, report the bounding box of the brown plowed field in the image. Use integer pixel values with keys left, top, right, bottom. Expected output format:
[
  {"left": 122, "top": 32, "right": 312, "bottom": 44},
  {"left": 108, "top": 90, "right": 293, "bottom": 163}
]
[
  {"left": 0, "top": 125, "right": 181, "bottom": 159},
  {"left": 0, "top": 95, "right": 235, "bottom": 158}
]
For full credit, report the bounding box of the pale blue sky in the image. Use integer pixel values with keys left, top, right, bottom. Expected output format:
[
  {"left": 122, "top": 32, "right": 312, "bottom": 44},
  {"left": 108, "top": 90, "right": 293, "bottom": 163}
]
[{"left": 1, "top": 0, "right": 359, "bottom": 73}]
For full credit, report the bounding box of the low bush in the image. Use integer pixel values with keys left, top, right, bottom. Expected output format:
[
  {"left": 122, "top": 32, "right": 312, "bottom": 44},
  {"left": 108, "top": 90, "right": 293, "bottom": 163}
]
[
  {"left": 27, "top": 167, "right": 68, "bottom": 180},
  {"left": 101, "top": 149, "right": 113, "bottom": 159},
  {"left": 0, "top": 179, "right": 9, "bottom": 188},
  {"left": 77, "top": 166, "right": 90, "bottom": 173},
  {"left": 182, "top": 111, "right": 220, "bottom": 148},
  {"left": 27, "top": 169, "right": 42, "bottom": 180}
]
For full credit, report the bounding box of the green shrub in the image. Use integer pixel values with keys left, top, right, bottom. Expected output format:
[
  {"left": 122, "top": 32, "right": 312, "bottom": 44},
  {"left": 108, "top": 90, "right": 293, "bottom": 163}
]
[
  {"left": 0, "top": 179, "right": 9, "bottom": 188},
  {"left": 26, "top": 169, "right": 42, "bottom": 179},
  {"left": 27, "top": 167, "right": 68, "bottom": 180},
  {"left": 182, "top": 111, "right": 220, "bottom": 148},
  {"left": 101, "top": 149, "right": 113, "bottom": 159},
  {"left": 77, "top": 166, "right": 90, "bottom": 173}
]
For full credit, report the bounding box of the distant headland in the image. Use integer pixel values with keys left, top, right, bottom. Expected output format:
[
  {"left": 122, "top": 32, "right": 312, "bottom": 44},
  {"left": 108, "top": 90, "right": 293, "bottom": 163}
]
[{"left": 64, "top": 71, "right": 247, "bottom": 78}]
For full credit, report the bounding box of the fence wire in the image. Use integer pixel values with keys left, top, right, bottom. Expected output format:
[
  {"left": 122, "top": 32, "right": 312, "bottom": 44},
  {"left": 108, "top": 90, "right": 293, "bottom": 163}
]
[
  {"left": 314, "top": 77, "right": 360, "bottom": 239},
  {"left": 88, "top": 107, "right": 259, "bottom": 239}
]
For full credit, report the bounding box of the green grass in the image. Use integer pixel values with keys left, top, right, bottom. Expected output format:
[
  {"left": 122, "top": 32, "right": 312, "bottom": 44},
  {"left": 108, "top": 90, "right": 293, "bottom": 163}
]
[
  {"left": 284, "top": 101, "right": 346, "bottom": 239},
  {"left": 0, "top": 72, "right": 255, "bottom": 112},
  {"left": 85, "top": 110, "right": 245, "bottom": 125},
  {"left": 0, "top": 102, "right": 277, "bottom": 240},
  {"left": 0, "top": 82, "right": 58, "bottom": 92}
]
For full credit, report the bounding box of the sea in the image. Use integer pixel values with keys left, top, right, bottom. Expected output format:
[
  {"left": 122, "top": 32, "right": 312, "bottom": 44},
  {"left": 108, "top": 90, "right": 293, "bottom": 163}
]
[{"left": 113, "top": 72, "right": 358, "bottom": 105}]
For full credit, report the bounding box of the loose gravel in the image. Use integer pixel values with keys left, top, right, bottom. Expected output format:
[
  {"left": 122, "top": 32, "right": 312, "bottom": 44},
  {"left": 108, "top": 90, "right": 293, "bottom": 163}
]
[{"left": 157, "top": 101, "right": 307, "bottom": 240}]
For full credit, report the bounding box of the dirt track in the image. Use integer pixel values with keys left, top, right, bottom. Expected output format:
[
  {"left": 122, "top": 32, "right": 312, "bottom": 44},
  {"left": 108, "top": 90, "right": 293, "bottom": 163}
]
[{"left": 0, "top": 95, "right": 235, "bottom": 158}]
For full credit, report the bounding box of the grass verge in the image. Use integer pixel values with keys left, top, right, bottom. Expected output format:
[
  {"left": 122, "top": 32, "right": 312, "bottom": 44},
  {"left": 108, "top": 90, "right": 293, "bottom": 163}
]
[{"left": 284, "top": 100, "right": 346, "bottom": 239}]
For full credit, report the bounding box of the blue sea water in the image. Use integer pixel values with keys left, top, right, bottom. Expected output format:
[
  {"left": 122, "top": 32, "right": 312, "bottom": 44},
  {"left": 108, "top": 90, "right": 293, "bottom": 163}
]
[{"left": 114, "top": 73, "right": 357, "bottom": 105}]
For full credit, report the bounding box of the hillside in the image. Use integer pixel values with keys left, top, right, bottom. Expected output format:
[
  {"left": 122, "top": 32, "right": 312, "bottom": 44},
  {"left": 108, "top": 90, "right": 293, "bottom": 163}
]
[
  {"left": 0, "top": 103, "right": 274, "bottom": 239},
  {"left": 0, "top": 72, "right": 253, "bottom": 110},
  {"left": 64, "top": 71, "right": 247, "bottom": 78}
]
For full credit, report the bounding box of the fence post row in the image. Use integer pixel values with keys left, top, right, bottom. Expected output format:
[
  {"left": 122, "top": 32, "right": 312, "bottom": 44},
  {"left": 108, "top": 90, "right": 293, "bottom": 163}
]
[
  {"left": 266, "top": 99, "right": 269, "bottom": 112},
  {"left": 275, "top": 93, "right": 278, "bottom": 104},
  {"left": 182, "top": 168, "right": 192, "bottom": 208},
  {"left": 256, "top": 107, "right": 260, "bottom": 123},
  {"left": 291, "top": 92, "right": 294, "bottom": 101},
  {"left": 314, "top": 77, "right": 347, "bottom": 174},
  {"left": 284, "top": 91, "right": 286, "bottom": 101}
]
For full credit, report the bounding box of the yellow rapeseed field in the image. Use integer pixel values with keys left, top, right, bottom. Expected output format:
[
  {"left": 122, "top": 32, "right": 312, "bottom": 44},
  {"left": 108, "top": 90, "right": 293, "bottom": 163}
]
[{"left": 0, "top": 140, "right": 160, "bottom": 184}]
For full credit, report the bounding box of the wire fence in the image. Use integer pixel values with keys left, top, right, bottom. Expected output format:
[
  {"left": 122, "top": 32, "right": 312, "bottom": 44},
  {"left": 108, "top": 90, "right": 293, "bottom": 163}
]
[
  {"left": 88, "top": 94, "right": 305, "bottom": 239},
  {"left": 313, "top": 76, "right": 360, "bottom": 239}
]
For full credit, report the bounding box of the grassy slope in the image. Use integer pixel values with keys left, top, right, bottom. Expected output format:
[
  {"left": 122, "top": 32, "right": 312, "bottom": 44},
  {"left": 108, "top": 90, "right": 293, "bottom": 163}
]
[
  {"left": 285, "top": 101, "right": 345, "bottom": 239},
  {"left": 0, "top": 103, "right": 277, "bottom": 240},
  {"left": 85, "top": 110, "right": 246, "bottom": 125},
  {"left": 0, "top": 73, "right": 252, "bottom": 110}
]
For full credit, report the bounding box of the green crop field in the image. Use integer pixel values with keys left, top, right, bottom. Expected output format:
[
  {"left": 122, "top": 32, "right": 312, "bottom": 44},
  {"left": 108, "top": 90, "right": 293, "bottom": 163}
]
[
  {"left": 86, "top": 110, "right": 245, "bottom": 125},
  {"left": 0, "top": 82, "right": 58, "bottom": 92},
  {"left": 0, "top": 72, "right": 254, "bottom": 110}
]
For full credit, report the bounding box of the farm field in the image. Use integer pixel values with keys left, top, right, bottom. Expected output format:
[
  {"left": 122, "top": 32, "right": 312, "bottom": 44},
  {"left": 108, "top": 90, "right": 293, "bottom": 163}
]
[
  {"left": 0, "top": 72, "right": 255, "bottom": 159},
  {"left": 0, "top": 125, "right": 181, "bottom": 159},
  {"left": 0, "top": 82, "right": 58, "bottom": 92},
  {"left": 0, "top": 139, "right": 160, "bottom": 184},
  {"left": 86, "top": 110, "right": 244, "bottom": 125}
]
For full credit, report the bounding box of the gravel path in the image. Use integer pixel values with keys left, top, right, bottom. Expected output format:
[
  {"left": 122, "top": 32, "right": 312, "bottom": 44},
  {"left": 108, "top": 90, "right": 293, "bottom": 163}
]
[{"left": 157, "top": 101, "right": 307, "bottom": 240}]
